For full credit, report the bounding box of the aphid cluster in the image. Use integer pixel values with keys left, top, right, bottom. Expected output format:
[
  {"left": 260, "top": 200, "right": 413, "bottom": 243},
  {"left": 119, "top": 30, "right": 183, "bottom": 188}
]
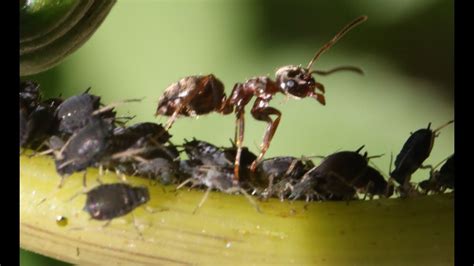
[
  {"left": 20, "top": 16, "right": 454, "bottom": 221},
  {"left": 19, "top": 81, "right": 454, "bottom": 205}
]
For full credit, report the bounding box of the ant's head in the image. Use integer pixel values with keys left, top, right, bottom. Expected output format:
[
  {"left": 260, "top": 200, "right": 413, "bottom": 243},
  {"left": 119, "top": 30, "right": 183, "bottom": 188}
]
[
  {"left": 275, "top": 16, "right": 368, "bottom": 105},
  {"left": 275, "top": 65, "right": 320, "bottom": 100}
]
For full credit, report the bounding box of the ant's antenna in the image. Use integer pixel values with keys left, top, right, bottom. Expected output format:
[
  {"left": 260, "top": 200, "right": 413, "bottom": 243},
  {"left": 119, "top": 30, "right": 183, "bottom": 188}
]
[{"left": 306, "top": 16, "right": 368, "bottom": 71}]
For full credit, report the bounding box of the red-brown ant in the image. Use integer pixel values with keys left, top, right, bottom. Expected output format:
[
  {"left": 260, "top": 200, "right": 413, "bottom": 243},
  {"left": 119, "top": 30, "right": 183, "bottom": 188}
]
[{"left": 156, "top": 16, "right": 368, "bottom": 186}]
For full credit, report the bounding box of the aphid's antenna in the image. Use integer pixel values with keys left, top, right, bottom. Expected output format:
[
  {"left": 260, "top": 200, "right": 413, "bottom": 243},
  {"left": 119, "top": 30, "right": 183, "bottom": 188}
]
[
  {"left": 368, "top": 160, "right": 389, "bottom": 179},
  {"left": 433, "top": 120, "right": 454, "bottom": 134},
  {"left": 306, "top": 15, "right": 368, "bottom": 71},
  {"left": 92, "top": 98, "right": 144, "bottom": 116},
  {"left": 431, "top": 154, "right": 454, "bottom": 172},
  {"left": 367, "top": 153, "right": 384, "bottom": 160}
]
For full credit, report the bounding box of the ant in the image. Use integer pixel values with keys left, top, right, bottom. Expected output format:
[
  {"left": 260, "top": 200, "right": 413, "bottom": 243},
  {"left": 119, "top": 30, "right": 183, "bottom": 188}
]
[{"left": 156, "top": 16, "right": 368, "bottom": 186}]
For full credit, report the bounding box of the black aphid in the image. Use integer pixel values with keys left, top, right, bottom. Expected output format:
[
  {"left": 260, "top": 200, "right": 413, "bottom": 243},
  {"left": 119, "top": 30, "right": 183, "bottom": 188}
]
[
  {"left": 390, "top": 121, "right": 453, "bottom": 191},
  {"left": 55, "top": 88, "right": 116, "bottom": 134},
  {"left": 418, "top": 154, "right": 454, "bottom": 194},
  {"left": 54, "top": 118, "right": 113, "bottom": 186},
  {"left": 177, "top": 163, "right": 260, "bottom": 213},
  {"left": 253, "top": 156, "right": 314, "bottom": 200},
  {"left": 290, "top": 146, "right": 371, "bottom": 201},
  {"left": 182, "top": 138, "right": 231, "bottom": 166},
  {"left": 84, "top": 183, "right": 149, "bottom": 220},
  {"left": 20, "top": 81, "right": 59, "bottom": 149},
  {"left": 353, "top": 166, "right": 393, "bottom": 199}
]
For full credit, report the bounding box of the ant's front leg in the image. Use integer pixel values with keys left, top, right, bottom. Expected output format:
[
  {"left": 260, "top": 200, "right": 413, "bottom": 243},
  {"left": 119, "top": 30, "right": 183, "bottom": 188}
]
[
  {"left": 249, "top": 100, "right": 282, "bottom": 172},
  {"left": 233, "top": 109, "right": 245, "bottom": 186},
  {"left": 310, "top": 82, "right": 326, "bottom": 105}
]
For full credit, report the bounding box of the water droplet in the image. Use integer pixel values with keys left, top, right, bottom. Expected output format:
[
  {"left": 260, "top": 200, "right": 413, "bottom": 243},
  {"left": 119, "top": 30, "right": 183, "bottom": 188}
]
[{"left": 56, "top": 216, "right": 68, "bottom": 227}]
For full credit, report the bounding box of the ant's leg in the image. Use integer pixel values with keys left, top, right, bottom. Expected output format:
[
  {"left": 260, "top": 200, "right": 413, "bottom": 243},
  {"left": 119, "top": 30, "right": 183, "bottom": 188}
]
[
  {"left": 309, "top": 83, "right": 326, "bottom": 105},
  {"left": 249, "top": 105, "right": 282, "bottom": 172},
  {"left": 233, "top": 110, "right": 245, "bottom": 186}
]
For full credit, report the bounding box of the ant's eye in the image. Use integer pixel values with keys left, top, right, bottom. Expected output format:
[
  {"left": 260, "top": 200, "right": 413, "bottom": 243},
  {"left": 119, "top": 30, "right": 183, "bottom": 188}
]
[{"left": 286, "top": 80, "right": 296, "bottom": 88}]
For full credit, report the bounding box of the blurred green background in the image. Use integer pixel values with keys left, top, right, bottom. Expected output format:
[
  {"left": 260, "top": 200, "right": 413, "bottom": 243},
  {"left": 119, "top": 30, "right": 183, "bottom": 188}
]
[{"left": 21, "top": 0, "right": 453, "bottom": 265}]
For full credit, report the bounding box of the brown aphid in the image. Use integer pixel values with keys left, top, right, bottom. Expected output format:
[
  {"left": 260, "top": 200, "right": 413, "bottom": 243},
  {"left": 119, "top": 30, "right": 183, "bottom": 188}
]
[{"left": 156, "top": 16, "right": 368, "bottom": 186}]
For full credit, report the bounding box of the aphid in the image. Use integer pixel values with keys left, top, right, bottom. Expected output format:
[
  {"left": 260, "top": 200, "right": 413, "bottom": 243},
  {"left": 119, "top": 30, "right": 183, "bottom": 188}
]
[
  {"left": 353, "top": 166, "right": 393, "bottom": 199},
  {"left": 182, "top": 138, "right": 231, "bottom": 166},
  {"left": 83, "top": 183, "right": 150, "bottom": 220},
  {"left": 222, "top": 141, "right": 258, "bottom": 179},
  {"left": 390, "top": 120, "right": 454, "bottom": 192},
  {"left": 102, "top": 123, "right": 178, "bottom": 180},
  {"left": 418, "top": 154, "right": 454, "bottom": 194},
  {"left": 55, "top": 88, "right": 113, "bottom": 134},
  {"left": 253, "top": 156, "right": 314, "bottom": 200},
  {"left": 20, "top": 101, "right": 58, "bottom": 149},
  {"left": 20, "top": 80, "right": 41, "bottom": 109},
  {"left": 289, "top": 146, "right": 372, "bottom": 201},
  {"left": 54, "top": 118, "right": 113, "bottom": 187},
  {"left": 177, "top": 163, "right": 260, "bottom": 214},
  {"left": 112, "top": 122, "right": 172, "bottom": 148},
  {"left": 134, "top": 158, "right": 177, "bottom": 185},
  {"left": 156, "top": 16, "right": 368, "bottom": 185}
]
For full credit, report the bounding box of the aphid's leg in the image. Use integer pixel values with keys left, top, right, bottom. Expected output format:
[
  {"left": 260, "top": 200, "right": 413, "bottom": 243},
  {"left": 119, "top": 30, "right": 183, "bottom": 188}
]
[
  {"left": 263, "top": 174, "right": 275, "bottom": 200},
  {"left": 385, "top": 178, "right": 395, "bottom": 198},
  {"left": 226, "top": 187, "right": 262, "bottom": 213},
  {"left": 176, "top": 177, "right": 195, "bottom": 190},
  {"left": 192, "top": 187, "right": 212, "bottom": 215},
  {"left": 249, "top": 105, "right": 282, "bottom": 172},
  {"left": 58, "top": 175, "right": 68, "bottom": 189},
  {"left": 233, "top": 109, "right": 245, "bottom": 186},
  {"left": 26, "top": 140, "right": 49, "bottom": 158},
  {"left": 131, "top": 213, "right": 144, "bottom": 239},
  {"left": 67, "top": 189, "right": 87, "bottom": 202},
  {"left": 82, "top": 170, "right": 88, "bottom": 188},
  {"left": 99, "top": 165, "right": 104, "bottom": 176},
  {"left": 144, "top": 205, "right": 169, "bottom": 214},
  {"left": 420, "top": 164, "right": 434, "bottom": 170},
  {"left": 363, "top": 181, "right": 374, "bottom": 200},
  {"left": 36, "top": 197, "right": 47, "bottom": 206},
  {"left": 115, "top": 169, "right": 128, "bottom": 183},
  {"left": 102, "top": 220, "right": 112, "bottom": 229}
]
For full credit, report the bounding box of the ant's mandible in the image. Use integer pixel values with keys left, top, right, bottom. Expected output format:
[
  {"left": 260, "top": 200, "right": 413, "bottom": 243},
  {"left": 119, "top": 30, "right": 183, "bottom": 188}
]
[{"left": 156, "top": 16, "right": 368, "bottom": 186}]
